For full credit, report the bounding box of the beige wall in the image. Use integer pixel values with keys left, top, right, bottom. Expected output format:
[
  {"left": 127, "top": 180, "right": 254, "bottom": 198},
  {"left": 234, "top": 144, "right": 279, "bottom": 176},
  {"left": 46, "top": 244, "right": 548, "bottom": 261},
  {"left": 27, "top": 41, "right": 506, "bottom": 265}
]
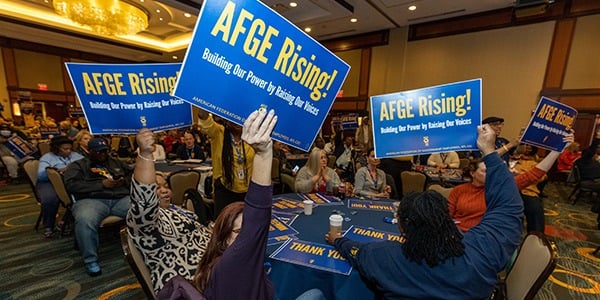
[
  {"left": 335, "top": 49, "right": 362, "bottom": 97},
  {"left": 370, "top": 22, "right": 555, "bottom": 140},
  {"left": 563, "top": 14, "right": 600, "bottom": 89},
  {"left": 14, "top": 49, "right": 64, "bottom": 91},
  {"left": 0, "top": 49, "right": 10, "bottom": 120}
]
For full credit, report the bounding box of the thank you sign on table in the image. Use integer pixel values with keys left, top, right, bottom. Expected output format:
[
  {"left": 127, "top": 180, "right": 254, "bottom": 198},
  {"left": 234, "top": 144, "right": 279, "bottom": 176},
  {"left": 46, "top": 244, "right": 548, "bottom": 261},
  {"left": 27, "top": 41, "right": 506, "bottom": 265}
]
[
  {"left": 65, "top": 63, "right": 193, "bottom": 135},
  {"left": 370, "top": 79, "right": 481, "bottom": 158},
  {"left": 520, "top": 97, "right": 577, "bottom": 152},
  {"left": 174, "top": 0, "right": 350, "bottom": 151},
  {"left": 344, "top": 225, "right": 405, "bottom": 244},
  {"left": 347, "top": 199, "right": 395, "bottom": 212},
  {"left": 270, "top": 239, "right": 352, "bottom": 275}
]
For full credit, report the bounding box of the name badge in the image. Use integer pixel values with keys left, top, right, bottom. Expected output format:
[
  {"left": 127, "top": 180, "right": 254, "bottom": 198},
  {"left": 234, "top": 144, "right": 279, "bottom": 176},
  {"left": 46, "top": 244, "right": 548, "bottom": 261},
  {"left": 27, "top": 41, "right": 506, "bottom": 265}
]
[{"left": 236, "top": 168, "right": 245, "bottom": 179}]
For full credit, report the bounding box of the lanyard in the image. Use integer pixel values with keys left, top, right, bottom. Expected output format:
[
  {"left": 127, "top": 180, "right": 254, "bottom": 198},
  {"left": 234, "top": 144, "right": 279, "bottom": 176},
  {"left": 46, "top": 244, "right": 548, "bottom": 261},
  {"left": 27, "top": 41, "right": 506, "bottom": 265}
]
[
  {"left": 231, "top": 135, "right": 246, "bottom": 164},
  {"left": 369, "top": 168, "right": 378, "bottom": 188},
  {"left": 186, "top": 145, "right": 195, "bottom": 159}
]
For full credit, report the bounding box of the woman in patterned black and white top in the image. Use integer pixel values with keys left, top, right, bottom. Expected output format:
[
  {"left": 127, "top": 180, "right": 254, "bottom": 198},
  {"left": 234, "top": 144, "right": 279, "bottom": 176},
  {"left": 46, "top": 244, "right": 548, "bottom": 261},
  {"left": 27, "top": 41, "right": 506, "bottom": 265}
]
[{"left": 127, "top": 128, "right": 212, "bottom": 294}]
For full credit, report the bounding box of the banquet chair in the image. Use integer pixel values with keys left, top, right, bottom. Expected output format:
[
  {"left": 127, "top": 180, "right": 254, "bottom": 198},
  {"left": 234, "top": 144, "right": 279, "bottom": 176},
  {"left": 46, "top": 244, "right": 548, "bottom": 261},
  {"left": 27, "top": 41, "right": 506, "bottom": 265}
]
[
  {"left": 501, "top": 232, "right": 557, "bottom": 300},
  {"left": 459, "top": 158, "right": 470, "bottom": 170},
  {"left": 567, "top": 165, "right": 597, "bottom": 205},
  {"left": 23, "top": 159, "right": 43, "bottom": 230},
  {"left": 281, "top": 173, "right": 296, "bottom": 193},
  {"left": 400, "top": 171, "right": 427, "bottom": 196},
  {"left": 37, "top": 141, "right": 51, "bottom": 156},
  {"left": 168, "top": 170, "right": 200, "bottom": 206},
  {"left": 385, "top": 174, "right": 398, "bottom": 199},
  {"left": 119, "top": 228, "right": 156, "bottom": 299},
  {"left": 272, "top": 157, "right": 282, "bottom": 193},
  {"left": 327, "top": 155, "right": 337, "bottom": 169},
  {"left": 427, "top": 184, "right": 453, "bottom": 199},
  {"left": 46, "top": 167, "right": 124, "bottom": 236}
]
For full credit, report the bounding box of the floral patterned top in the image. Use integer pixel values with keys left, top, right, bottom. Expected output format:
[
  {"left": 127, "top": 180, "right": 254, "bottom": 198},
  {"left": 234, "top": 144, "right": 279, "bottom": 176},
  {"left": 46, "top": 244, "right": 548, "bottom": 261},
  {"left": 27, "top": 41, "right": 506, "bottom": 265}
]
[{"left": 127, "top": 178, "right": 211, "bottom": 294}]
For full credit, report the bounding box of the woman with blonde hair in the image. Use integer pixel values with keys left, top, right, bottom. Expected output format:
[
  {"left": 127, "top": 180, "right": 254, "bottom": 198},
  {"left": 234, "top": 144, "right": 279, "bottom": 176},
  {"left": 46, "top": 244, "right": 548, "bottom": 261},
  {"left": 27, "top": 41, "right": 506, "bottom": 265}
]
[
  {"left": 73, "top": 129, "right": 93, "bottom": 157},
  {"left": 295, "top": 148, "right": 341, "bottom": 194}
]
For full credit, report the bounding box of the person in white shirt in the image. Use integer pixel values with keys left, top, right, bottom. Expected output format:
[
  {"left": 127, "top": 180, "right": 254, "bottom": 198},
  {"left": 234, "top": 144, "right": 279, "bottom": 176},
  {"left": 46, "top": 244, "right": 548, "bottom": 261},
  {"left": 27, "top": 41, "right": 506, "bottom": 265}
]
[{"left": 427, "top": 151, "right": 460, "bottom": 169}]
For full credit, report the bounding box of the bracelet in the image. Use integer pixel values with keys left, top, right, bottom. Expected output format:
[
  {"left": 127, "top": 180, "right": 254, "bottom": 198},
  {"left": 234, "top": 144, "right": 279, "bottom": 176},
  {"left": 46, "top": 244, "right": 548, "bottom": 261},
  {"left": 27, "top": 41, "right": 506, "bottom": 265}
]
[
  {"left": 502, "top": 144, "right": 509, "bottom": 152},
  {"left": 137, "top": 154, "right": 155, "bottom": 162}
]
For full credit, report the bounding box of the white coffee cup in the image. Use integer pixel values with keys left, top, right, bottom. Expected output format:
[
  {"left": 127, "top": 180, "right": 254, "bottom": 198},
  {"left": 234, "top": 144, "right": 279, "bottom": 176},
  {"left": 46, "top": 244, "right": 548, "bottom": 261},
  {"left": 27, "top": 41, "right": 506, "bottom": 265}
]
[
  {"left": 303, "top": 200, "right": 314, "bottom": 215},
  {"left": 329, "top": 214, "right": 343, "bottom": 236}
]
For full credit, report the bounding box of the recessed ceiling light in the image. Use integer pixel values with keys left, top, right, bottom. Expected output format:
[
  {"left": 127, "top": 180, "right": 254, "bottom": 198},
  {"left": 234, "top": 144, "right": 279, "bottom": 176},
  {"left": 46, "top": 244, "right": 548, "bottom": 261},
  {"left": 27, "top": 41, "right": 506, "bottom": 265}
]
[
  {"left": 184, "top": 13, "right": 191, "bottom": 18},
  {"left": 408, "top": 5, "right": 417, "bottom": 11},
  {"left": 159, "top": 17, "right": 164, "bottom": 21},
  {"left": 290, "top": 2, "right": 297, "bottom": 8},
  {"left": 156, "top": 9, "right": 161, "bottom": 13},
  {"left": 140, "top": 0, "right": 145, "bottom": 2},
  {"left": 172, "top": 55, "right": 178, "bottom": 60},
  {"left": 350, "top": 18, "right": 358, "bottom": 23},
  {"left": 304, "top": 27, "right": 311, "bottom": 33}
]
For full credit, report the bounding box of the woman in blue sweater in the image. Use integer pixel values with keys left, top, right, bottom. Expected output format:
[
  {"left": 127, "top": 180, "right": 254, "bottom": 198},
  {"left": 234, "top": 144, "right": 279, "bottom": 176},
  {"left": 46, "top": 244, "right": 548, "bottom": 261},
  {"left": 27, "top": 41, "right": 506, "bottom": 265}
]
[{"left": 326, "top": 124, "right": 523, "bottom": 299}]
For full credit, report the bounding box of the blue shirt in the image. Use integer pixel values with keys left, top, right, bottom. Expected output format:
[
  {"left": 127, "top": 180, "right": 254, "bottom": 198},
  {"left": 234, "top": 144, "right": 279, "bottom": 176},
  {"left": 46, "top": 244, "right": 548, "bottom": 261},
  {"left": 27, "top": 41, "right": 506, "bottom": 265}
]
[
  {"left": 37, "top": 151, "right": 84, "bottom": 182},
  {"left": 334, "top": 153, "right": 523, "bottom": 299}
]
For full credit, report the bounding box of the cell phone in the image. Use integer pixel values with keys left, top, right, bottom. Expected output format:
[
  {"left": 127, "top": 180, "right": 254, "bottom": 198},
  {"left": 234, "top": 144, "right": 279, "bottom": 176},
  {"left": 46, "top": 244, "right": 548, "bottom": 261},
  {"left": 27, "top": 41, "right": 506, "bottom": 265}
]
[{"left": 292, "top": 165, "right": 300, "bottom": 173}]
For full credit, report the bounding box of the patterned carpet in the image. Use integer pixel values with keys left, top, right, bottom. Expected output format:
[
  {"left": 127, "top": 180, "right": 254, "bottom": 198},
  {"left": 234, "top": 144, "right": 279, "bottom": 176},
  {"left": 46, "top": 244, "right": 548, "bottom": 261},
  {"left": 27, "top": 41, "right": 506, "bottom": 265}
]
[{"left": 0, "top": 180, "right": 599, "bottom": 299}]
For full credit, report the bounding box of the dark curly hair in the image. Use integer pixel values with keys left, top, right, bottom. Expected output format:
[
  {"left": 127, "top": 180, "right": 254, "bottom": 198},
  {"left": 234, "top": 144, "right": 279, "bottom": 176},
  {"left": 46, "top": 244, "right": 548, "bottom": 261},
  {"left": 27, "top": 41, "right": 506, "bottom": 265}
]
[{"left": 398, "top": 190, "right": 465, "bottom": 267}]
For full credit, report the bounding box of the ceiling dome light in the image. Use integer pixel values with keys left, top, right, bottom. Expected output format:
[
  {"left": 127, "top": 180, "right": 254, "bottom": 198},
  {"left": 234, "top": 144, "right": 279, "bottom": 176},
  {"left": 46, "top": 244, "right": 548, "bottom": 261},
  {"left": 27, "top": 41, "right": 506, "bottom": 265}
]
[{"left": 408, "top": 5, "right": 417, "bottom": 11}]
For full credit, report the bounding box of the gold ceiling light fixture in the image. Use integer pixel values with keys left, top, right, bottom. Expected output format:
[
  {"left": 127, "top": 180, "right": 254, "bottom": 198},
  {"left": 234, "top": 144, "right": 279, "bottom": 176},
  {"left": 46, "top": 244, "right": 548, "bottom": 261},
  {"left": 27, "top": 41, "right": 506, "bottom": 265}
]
[{"left": 53, "top": 0, "right": 148, "bottom": 36}]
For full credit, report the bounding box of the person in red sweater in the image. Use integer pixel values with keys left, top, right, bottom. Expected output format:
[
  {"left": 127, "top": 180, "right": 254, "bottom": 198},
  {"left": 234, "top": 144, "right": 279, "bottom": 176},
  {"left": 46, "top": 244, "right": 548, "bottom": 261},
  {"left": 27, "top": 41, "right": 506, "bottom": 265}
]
[
  {"left": 557, "top": 142, "right": 581, "bottom": 172},
  {"left": 449, "top": 133, "right": 574, "bottom": 232}
]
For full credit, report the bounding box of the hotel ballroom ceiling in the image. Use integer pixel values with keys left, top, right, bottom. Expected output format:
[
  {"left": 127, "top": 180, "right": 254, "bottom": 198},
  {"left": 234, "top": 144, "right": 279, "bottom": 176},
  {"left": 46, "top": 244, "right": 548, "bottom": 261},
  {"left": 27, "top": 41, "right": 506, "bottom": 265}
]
[{"left": 0, "top": 0, "right": 517, "bottom": 62}]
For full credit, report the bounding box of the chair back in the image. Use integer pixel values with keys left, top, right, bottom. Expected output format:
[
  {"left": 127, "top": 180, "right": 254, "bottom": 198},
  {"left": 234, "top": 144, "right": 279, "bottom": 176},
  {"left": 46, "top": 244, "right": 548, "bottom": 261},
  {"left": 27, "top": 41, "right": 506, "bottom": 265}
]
[
  {"left": 427, "top": 184, "right": 453, "bottom": 199},
  {"left": 400, "top": 171, "right": 427, "bottom": 196},
  {"left": 168, "top": 170, "right": 201, "bottom": 206},
  {"left": 505, "top": 232, "right": 557, "bottom": 300},
  {"left": 23, "top": 159, "right": 39, "bottom": 187},
  {"left": 120, "top": 228, "right": 156, "bottom": 299},
  {"left": 385, "top": 173, "right": 398, "bottom": 199},
  {"left": 46, "top": 167, "right": 74, "bottom": 207},
  {"left": 38, "top": 142, "right": 51, "bottom": 155},
  {"left": 459, "top": 158, "right": 470, "bottom": 170},
  {"left": 272, "top": 157, "right": 281, "bottom": 183},
  {"left": 566, "top": 165, "right": 580, "bottom": 184},
  {"left": 327, "top": 155, "right": 337, "bottom": 169},
  {"left": 281, "top": 173, "right": 297, "bottom": 193},
  {"left": 23, "top": 159, "right": 42, "bottom": 230}
]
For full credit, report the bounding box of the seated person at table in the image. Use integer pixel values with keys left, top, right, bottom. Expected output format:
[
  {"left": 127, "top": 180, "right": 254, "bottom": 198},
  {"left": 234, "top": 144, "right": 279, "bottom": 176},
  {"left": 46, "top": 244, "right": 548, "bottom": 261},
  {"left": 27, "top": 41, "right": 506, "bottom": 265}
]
[
  {"left": 176, "top": 131, "right": 206, "bottom": 161},
  {"left": 449, "top": 133, "right": 573, "bottom": 232},
  {"left": 353, "top": 148, "right": 391, "bottom": 199},
  {"left": 427, "top": 151, "right": 460, "bottom": 169},
  {"left": 157, "top": 109, "right": 277, "bottom": 299},
  {"left": 128, "top": 128, "right": 212, "bottom": 294},
  {"left": 136, "top": 143, "right": 166, "bottom": 162},
  {"left": 557, "top": 142, "right": 580, "bottom": 172},
  {"left": 37, "top": 136, "right": 84, "bottom": 237},
  {"left": 511, "top": 144, "right": 546, "bottom": 233},
  {"left": 334, "top": 135, "right": 356, "bottom": 182},
  {"left": 325, "top": 124, "right": 523, "bottom": 299},
  {"left": 295, "top": 148, "right": 341, "bottom": 194},
  {"left": 73, "top": 129, "right": 93, "bottom": 158},
  {"left": 63, "top": 137, "right": 132, "bottom": 276}
]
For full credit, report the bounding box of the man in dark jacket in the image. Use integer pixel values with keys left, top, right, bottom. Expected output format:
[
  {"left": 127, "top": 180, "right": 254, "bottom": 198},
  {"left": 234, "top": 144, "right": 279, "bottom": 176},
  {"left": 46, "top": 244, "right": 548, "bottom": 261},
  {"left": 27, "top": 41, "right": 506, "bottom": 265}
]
[{"left": 63, "top": 137, "right": 132, "bottom": 276}]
